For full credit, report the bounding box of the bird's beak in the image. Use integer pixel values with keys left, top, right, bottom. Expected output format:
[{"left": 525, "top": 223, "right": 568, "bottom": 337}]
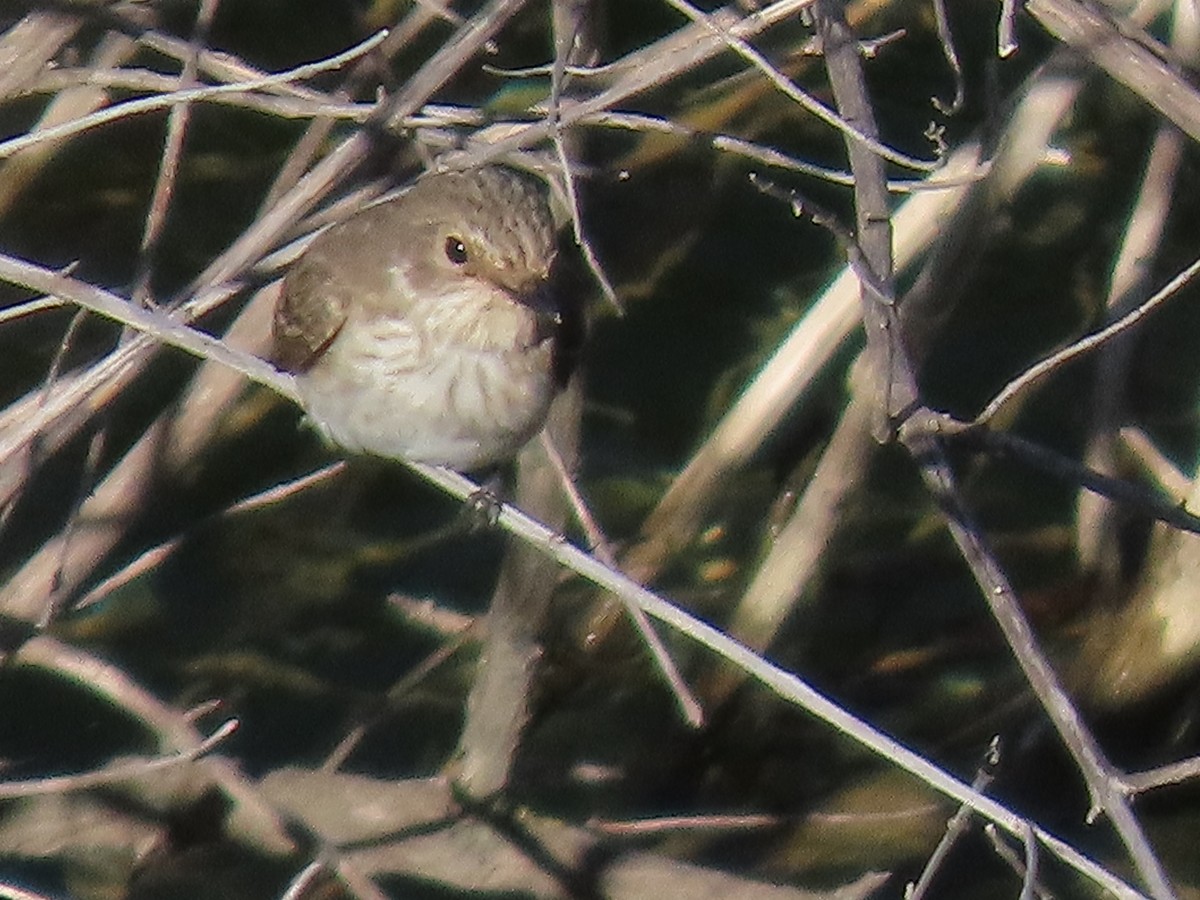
[{"left": 514, "top": 280, "right": 562, "bottom": 345}]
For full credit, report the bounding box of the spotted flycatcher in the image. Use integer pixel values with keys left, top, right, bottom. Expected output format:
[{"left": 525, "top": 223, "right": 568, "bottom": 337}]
[{"left": 272, "top": 166, "right": 575, "bottom": 470}]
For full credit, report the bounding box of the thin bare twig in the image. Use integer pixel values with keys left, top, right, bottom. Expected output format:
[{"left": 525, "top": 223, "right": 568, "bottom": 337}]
[
  {"left": 0, "top": 254, "right": 292, "bottom": 402},
  {"left": 976, "top": 252, "right": 1200, "bottom": 427},
  {"left": 42, "top": 425, "right": 105, "bottom": 626},
  {"left": 907, "top": 738, "right": 1000, "bottom": 900},
  {"left": 9, "top": 305, "right": 91, "bottom": 582},
  {"left": 999, "top": 0, "right": 1020, "bottom": 57},
  {"left": 660, "top": 0, "right": 938, "bottom": 172},
  {"left": 547, "top": 2, "right": 621, "bottom": 313},
  {"left": 984, "top": 823, "right": 1053, "bottom": 900},
  {"left": 132, "top": 22, "right": 339, "bottom": 102},
  {"left": 0, "top": 285, "right": 279, "bottom": 623},
  {"left": 0, "top": 30, "right": 388, "bottom": 161},
  {"left": 22, "top": 67, "right": 373, "bottom": 120},
  {"left": 541, "top": 431, "right": 704, "bottom": 727},
  {"left": 1120, "top": 756, "right": 1200, "bottom": 796},
  {"left": 0, "top": 720, "right": 238, "bottom": 799},
  {"left": 278, "top": 861, "right": 328, "bottom": 900},
  {"left": 131, "top": 0, "right": 220, "bottom": 307},
  {"left": 965, "top": 428, "right": 1200, "bottom": 537},
  {"left": 1020, "top": 822, "right": 1041, "bottom": 900},
  {"left": 931, "top": 0, "right": 965, "bottom": 115},
  {"left": 323, "top": 619, "right": 480, "bottom": 773},
  {"left": 72, "top": 462, "right": 347, "bottom": 612},
  {"left": 409, "top": 0, "right": 465, "bottom": 26},
  {"left": 12, "top": 635, "right": 293, "bottom": 853},
  {"left": 583, "top": 108, "right": 973, "bottom": 188},
  {"left": 0, "top": 296, "right": 65, "bottom": 324},
  {"left": 256, "top": 0, "right": 455, "bottom": 213},
  {"left": 590, "top": 812, "right": 780, "bottom": 835}
]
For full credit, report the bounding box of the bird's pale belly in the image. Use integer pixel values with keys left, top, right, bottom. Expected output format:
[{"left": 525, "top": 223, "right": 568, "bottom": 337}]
[{"left": 296, "top": 317, "right": 556, "bottom": 470}]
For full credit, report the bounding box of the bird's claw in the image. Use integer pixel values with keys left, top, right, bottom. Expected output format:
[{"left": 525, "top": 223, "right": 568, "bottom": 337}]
[{"left": 463, "top": 484, "right": 504, "bottom": 530}]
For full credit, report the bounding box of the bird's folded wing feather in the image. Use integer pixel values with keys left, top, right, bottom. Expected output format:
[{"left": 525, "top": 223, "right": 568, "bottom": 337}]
[
  {"left": 271, "top": 247, "right": 351, "bottom": 374},
  {"left": 273, "top": 205, "right": 407, "bottom": 373}
]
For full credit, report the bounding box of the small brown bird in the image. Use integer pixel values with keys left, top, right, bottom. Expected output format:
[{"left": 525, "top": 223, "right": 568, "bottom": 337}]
[{"left": 273, "top": 166, "right": 576, "bottom": 471}]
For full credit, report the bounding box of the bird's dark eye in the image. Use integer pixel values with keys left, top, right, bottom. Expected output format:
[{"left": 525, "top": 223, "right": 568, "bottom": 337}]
[{"left": 444, "top": 236, "right": 469, "bottom": 265}]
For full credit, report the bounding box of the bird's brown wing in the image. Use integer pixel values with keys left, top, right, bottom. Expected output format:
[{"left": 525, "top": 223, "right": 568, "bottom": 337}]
[
  {"left": 272, "top": 203, "right": 407, "bottom": 373},
  {"left": 271, "top": 249, "right": 350, "bottom": 374}
]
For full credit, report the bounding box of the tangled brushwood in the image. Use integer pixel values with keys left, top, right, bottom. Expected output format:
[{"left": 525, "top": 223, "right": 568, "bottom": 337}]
[{"left": 1, "top": 2, "right": 1200, "bottom": 898}]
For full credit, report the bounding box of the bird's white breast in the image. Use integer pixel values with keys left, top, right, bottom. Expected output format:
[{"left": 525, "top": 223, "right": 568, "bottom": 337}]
[{"left": 295, "top": 296, "right": 556, "bottom": 471}]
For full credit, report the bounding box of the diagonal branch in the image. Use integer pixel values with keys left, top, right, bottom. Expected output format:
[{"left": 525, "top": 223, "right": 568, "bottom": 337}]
[{"left": 812, "top": 0, "right": 1175, "bottom": 895}]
